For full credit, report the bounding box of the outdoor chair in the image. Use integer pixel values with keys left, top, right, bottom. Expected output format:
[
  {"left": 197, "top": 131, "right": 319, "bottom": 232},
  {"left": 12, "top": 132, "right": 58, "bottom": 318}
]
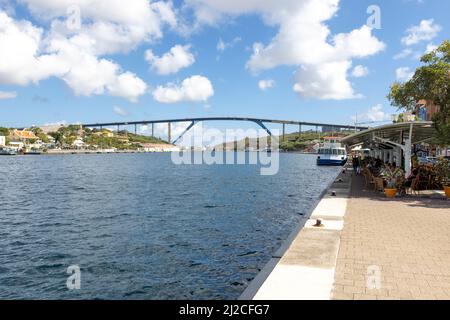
[
  {"left": 396, "top": 176, "right": 407, "bottom": 196},
  {"left": 374, "top": 177, "right": 384, "bottom": 192},
  {"left": 409, "top": 176, "right": 421, "bottom": 195},
  {"left": 363, "top": 168, "right": 376, "bottom": 190}
]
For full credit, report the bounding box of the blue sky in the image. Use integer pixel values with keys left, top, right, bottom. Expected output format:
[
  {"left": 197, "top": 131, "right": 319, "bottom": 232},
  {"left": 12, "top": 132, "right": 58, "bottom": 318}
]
[{"left": 0, "top": 0, "right": 448, "bottom": 136}]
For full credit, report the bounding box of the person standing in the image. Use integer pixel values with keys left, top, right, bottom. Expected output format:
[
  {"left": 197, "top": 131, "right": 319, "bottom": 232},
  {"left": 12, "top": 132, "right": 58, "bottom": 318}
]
[
  {"left": 352, "top": 154, "right": 359, "bottom": 175},
  {"left": 356, "top": 155, "right": 362, "bottom": 175}
]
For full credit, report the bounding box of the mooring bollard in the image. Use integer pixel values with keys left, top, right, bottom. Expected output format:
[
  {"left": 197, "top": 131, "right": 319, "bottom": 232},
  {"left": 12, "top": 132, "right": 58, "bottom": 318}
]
[{"left": 313, "top": 219, "right": 324, "bottom": 227}]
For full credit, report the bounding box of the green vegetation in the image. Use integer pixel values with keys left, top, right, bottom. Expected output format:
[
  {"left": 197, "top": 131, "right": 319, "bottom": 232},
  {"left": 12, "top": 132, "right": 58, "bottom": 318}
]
[
  {"left": 388, "top": 40, "right": 450, "bottom": 146},
  {"left": 224, "top": 130, "right": 353, "bottom": 152},
  {"left": 0, "top": 127, "right": 10, "bottom": 144},
  {"left": 0, "top": 127, "right": 9, "bottom": 137},
  {"left": 47, "top": 126, "right": 169, "bottom": 149},
  {"left": 278, "top": 131, "right": 353, "bottom": 151},
  {"left": 31, "top": 127, "right": 49, "bottom": 143},
  {"left": 126, "top": 133, "right": 166, "bottom": 144},
  {"left": 83, "top": 131, "right": 167, "bottom": 150},
  {"left": 0, "top": 123, "right": 169, "bottom": 150}
]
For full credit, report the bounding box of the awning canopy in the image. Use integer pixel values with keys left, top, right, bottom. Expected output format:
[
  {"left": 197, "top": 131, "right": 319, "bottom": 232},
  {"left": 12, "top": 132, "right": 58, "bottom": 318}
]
[{"left": 341, "top": 121, "right": 436, "bottom": 148}]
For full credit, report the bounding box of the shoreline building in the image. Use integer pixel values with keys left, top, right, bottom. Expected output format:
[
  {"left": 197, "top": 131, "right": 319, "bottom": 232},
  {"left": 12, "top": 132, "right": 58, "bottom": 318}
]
[
  {"left": 415, "top": 99, "right": 440, "bottom": 121},
  {"left": 11, "top": 129, "right": 38, "bottom": 142}
]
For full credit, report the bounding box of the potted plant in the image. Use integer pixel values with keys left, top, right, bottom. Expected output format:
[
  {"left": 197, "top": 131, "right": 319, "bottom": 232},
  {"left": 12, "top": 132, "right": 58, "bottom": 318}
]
[
  {"left": 384, "top": 176, "right": 397, "bottom": 198},
  {"left": 436, "top": 158, "right": 450, "bottom": 198},
  {"left": 380, "top": 166, "right": 398, "bottom": 198}
]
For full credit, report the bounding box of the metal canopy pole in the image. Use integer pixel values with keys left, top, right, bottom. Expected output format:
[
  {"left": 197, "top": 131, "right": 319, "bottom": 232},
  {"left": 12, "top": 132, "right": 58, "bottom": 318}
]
[{"left": 404, "top": 123, "right": 413, "bottom": 177}]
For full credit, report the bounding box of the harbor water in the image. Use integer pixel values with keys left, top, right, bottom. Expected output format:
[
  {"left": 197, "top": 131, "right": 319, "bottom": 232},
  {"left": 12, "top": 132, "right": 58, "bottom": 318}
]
[{"left": 0, "top": 153, "right": 339, "bottom": 299}]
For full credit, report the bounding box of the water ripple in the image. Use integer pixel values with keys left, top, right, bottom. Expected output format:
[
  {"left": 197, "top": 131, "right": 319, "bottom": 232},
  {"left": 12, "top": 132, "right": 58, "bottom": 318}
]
[{"left": 0, "top": 153, "right": 338, "bottom": 299}]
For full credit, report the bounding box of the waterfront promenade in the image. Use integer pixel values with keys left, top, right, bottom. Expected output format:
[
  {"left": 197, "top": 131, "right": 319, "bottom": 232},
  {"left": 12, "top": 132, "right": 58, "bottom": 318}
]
[
  {"left": 243, "top": 169, "right": 449, "bottom": 300},
  {"left": 332, "top": 176, "right": 450, "bottom": 300}
]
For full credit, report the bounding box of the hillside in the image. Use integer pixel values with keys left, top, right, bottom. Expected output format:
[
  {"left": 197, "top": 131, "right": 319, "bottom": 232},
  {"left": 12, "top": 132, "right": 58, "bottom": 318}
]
[{"left": 216, "top": 130, "right": 355, "bottom": 152}]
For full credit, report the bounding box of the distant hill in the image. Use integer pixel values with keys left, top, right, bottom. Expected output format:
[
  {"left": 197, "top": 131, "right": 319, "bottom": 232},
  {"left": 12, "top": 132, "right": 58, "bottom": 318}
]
[{"left": 214, "top": 130, "right": 354, "bottom": 152}]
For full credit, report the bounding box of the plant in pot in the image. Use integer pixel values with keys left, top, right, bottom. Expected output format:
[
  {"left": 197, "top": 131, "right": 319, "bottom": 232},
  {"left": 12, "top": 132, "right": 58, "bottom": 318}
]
[
  {"left": 436, "top": 158, "right": 450, "bottom": 198},
  {"left": 384, "top": 177, "right": 398, "bottom": 198},
  {"left": 382, "top": 167, "right": 397, "bottom": 198}
]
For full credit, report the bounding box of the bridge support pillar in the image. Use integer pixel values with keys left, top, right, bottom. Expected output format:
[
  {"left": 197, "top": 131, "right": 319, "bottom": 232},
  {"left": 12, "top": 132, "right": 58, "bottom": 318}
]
[
  {"left": 134, "top": 124, "right": 137, "bottom": 135},
  {"left": 152, "top": 123, "right": 154, "bottom": 137},
  {"left": 298, "top": 124, "right": 302, "bottom": 139},
  {"left": 117, "top": 124, "right": 120, "bottom": 133},
  {"left": 172, "top": 121, "right": 196, "bottom": 145},
  {"left": 282, "top": 123, "right": 285, "bottom": 142},
  {"left": 168, "top": 123, "right": 171, "bottom": 143}
]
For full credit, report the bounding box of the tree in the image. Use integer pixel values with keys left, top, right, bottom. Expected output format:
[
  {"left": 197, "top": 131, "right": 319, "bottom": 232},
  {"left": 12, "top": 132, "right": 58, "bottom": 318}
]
[
  {"left": 49, "top": 131, "right": 65, "bottom": 145},
  {"left": 388, "top": 40, "right": 450, "bottom": 145},
  {"left": 0, "top": 127, "right": 9, "bottom": 137},
  {"left": 31, "top": 127, "right": 49, "bottom": 143}
]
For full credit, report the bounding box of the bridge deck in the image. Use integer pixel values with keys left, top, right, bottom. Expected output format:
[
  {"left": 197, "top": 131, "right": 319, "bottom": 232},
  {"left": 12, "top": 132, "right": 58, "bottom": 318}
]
[{"left": 82, "top": 117, "right": 368, "bottom": 131}]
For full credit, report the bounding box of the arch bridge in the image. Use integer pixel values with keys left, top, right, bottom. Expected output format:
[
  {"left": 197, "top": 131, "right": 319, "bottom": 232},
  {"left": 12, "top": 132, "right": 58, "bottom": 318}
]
[{"left": 82, "top": 117, "right": 368, "bottom": 144}]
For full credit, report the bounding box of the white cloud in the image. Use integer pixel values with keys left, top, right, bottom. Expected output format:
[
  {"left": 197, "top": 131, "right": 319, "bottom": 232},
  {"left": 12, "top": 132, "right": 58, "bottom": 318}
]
[
  {"left": 145, "top": 45, "right": 195, "bottom": 75},
  {"left": 425, "top": 42, "right": 438, "bottom": 54},
  {"left": 17, "top": 0, "right": 177, "bottom": 55},
  {"left": 187, "top": 0, "right": 385, "bottom": 100},
  {"left": 258, "top": 79, "right": 275, "bottom": 90},
  {"left": 0, "top": 11, "right": 55, "bottom": 86},
  {"left": 217, "top": 37, "right": 241, "bottom": 52},
  {"left": 351, "top": 65, "right": 369, "bottom": 78},
  {"left": 107, "top": 72, "right": 148, "bottom": 102},
  {"left": 396, "top": 67, "right": 414, "bottom": 82},
  {"left": 293, "top": 61, "right": 362, "bottom": 100},
  {"left": 0, "top": 90, "right": 17, "bottom": 100},
  {"left": 394, "top": 48, "right": 414, "bottom": 60},
  {"left": 44, "top": 35, "right": 148, "bottom": 101},
  {"left": 113, "top": 106, "right": 130, "bottom": 117},
  {"left": 401, "top": 19, "right": 441, "bottom": 46},
  {"left": 351, "top": 104, "right": 389, "bottom": 123},
  {"left": 0, "top": 1, "right": 178, "bottom": 101},
  {"left": 152, "top": 75, "right": 214, "bottom": 103},
  {"left": 217, "top": 39, "right": 226, "bottom": 52}
]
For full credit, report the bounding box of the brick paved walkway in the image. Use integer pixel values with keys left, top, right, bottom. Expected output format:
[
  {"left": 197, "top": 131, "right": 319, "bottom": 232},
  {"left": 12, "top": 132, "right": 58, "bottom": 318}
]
[{"left": 332, "top": 175, "right": 450, "bottom": 300}]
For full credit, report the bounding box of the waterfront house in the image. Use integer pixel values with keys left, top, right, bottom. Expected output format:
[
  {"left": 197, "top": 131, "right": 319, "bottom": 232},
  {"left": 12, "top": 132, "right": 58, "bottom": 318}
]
[
  {"left": 8, "top": 141, "right": 24, "bottom": 151},
  {"left": 11, "top": 129, "right": 38, "bottom": 141},
  {"left": 72, "top": 138, "right": 86, "bottom": 149},
  {"left": 0, "top": 136, "right": 5, "bottom": 147}
]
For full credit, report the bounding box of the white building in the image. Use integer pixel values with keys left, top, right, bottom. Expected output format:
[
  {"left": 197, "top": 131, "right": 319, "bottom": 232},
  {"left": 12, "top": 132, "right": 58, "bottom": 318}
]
[
  {"left": 140, "top": 143, "right": 181, "bottom": 152},
  {"left": 9, "top": 141, "right": 24, "bottom": 150},
  {"left": 72, "top": 138, "right": 85, "bottom": 149},
  {"left": 0, "top": 136, "right": 5, "bottom": 146}
]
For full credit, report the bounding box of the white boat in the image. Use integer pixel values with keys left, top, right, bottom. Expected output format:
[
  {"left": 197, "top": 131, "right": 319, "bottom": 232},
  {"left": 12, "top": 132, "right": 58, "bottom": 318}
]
[
  {"left": 0, "top": 147, "right": 17, "bottom": 155},
  {"left": 24, "top": 148, "right": 42, "bottom": 155},
  {"left": 316, "top": 140, "right": 347, "bottom": 166}
]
